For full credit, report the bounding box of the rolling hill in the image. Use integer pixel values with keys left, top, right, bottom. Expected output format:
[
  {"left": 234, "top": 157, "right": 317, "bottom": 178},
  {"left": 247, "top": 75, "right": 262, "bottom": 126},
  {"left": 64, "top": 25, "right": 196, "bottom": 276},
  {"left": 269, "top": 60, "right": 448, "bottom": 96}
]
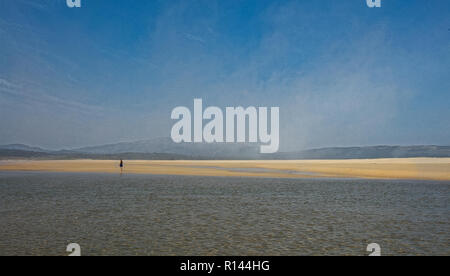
[{"left": 0, "top": 138, "right": 449, "bottom": 160}]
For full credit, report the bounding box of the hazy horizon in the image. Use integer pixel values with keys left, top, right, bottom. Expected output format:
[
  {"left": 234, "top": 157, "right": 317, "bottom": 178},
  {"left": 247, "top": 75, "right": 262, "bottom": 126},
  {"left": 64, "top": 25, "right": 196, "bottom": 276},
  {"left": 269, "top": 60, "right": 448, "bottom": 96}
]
[
  {"left": 1, "top": 137, "right": 449, "bottom": 154},
  {"left": 1, "top": 0, "right": 449, "bottom": 151}
]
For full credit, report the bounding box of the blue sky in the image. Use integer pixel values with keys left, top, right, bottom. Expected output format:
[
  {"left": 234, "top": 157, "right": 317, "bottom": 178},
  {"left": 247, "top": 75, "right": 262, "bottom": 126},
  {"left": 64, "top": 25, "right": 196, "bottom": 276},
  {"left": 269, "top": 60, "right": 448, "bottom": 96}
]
[{"left": 0, "top": 0, "right": 449, "bottom": 150}]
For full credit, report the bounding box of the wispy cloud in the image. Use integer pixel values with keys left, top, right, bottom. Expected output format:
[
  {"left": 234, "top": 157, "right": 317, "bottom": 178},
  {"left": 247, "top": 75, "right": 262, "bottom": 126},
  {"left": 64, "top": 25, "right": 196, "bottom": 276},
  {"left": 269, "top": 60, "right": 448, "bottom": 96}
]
[
  {"left": 0, "top": 78, "right": 20, "bottom": 90},
  {"left": 184, "top": 33, "right": 206, "bottom": 44},
  {"left": 0, "top": 78, "right": 102, "bottom": 114},
  {"left": 14, "top": 0, "right": 50, "bottom": 11}
]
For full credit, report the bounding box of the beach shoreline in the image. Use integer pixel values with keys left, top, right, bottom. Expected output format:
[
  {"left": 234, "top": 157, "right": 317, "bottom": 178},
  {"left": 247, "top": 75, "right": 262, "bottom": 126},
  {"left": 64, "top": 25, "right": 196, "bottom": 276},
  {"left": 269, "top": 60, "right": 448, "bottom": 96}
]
[{"left": 0, "top": 158, "right": 449, "bottom": 181}]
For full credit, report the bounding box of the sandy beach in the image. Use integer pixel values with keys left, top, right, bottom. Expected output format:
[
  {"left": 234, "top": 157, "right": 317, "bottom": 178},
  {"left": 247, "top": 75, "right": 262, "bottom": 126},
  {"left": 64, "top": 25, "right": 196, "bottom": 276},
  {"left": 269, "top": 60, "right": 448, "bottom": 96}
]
[{"left": 0, "top": 158, "right": 449, "bottom": 181}]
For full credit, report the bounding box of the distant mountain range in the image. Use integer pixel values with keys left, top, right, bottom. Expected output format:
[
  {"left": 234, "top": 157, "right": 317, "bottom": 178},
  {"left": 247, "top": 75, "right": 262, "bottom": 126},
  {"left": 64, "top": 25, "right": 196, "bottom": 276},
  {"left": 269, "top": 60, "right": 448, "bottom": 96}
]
[
  {"left": 71, "top": 137, "right": 261, "bottom": 158},
  {"left": 0, "top": 138, "right": 449, "bottom": 160},
  {"left": 0, "top": 144, "right": 48, "bottom": 152},
  {"left": 270, "top": 145, "right": 450, "bottom": 160}
]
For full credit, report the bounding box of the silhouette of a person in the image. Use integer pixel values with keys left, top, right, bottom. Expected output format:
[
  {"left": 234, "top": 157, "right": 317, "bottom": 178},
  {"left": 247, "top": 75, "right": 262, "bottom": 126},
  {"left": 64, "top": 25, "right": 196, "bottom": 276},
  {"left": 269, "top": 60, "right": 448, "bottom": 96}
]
[{"left": 119, "top": 159, "right": 124, "bottom": 173}]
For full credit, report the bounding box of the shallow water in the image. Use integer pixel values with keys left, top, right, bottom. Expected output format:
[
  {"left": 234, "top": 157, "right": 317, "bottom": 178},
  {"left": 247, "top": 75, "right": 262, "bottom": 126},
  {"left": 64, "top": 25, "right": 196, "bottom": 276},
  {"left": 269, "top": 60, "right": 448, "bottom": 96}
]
[{"left": 0, "top": 172, "right": 448, "bottom": 256}]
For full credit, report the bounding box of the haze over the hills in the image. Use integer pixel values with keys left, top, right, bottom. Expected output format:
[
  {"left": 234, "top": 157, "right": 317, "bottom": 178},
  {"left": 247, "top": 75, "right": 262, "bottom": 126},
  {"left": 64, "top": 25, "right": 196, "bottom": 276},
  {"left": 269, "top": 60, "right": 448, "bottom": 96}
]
[
  {"left": 1, "top": 138, "right": 449, "bottom": 160},
  {"left": 71, "top": 138, "right": 261, "bottom": 158}
]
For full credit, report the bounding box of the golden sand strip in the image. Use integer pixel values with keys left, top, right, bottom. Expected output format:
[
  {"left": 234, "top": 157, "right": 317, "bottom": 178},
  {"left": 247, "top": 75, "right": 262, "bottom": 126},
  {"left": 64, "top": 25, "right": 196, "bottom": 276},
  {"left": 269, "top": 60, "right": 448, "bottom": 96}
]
[{"left": 0, "top": 158, "right": 449, "bottom": 181}]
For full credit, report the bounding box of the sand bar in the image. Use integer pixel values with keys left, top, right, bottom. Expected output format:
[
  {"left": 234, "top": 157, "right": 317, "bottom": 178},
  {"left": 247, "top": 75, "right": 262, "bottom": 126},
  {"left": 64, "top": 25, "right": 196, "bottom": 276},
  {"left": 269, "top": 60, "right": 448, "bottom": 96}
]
[{"left": 0, "top": 158, "right": 449, "bottom": 181}]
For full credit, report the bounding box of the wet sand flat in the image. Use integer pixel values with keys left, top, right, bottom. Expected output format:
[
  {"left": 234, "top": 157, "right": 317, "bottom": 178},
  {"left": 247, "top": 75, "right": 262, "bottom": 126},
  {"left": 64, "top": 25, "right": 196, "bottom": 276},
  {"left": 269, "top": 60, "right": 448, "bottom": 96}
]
[{"left": 0, "top": 158, "right": 449, "bottom": 181}]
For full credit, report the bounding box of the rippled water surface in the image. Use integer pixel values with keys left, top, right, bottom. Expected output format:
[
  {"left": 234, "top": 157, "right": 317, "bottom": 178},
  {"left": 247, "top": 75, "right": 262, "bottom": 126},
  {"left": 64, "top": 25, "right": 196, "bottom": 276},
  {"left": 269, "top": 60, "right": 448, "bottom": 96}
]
[{"left": 0, "top": 172, "right": 448, "bottom": 256}]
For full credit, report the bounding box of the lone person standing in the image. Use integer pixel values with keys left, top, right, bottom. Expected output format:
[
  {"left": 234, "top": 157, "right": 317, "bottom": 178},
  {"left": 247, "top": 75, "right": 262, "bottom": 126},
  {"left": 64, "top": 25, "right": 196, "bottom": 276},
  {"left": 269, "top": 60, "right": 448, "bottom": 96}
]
[{"left": 119, "top": 159, "right": 124, "bottom": 173}]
